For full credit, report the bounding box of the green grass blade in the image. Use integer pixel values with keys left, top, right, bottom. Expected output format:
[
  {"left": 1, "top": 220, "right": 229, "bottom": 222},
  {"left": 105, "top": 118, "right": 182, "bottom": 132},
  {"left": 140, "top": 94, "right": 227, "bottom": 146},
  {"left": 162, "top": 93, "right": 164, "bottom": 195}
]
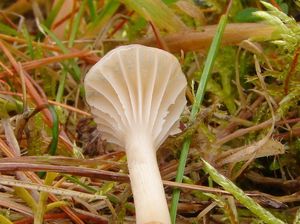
[
  {"left": 63, "top": 174, "right": 97, "bottom": 193},
  {"left": 170, "top": 137, "right": 191, "bottom": 222},
  {"left": 87, "top": 0, "right": 96, "bottom": 21},
  {"left": 44, "top": 0, "right": 65, "bottom": 28},
  {"left": 170, "top": 14, "right": 229, "bottom": 223},
  {"left": 68, "top": 0, "right": 87, "bottom": 48},
  {"left": 55, "top": 68, "right": 67, "bottom": 102},
  {"left": 40, "top": 23, "right": 68, "bottom": 53},
  {"left": 202, "top": 159, "right": 285, "bottom": 224},
  {"left": 47, "top": 105, "right": 59, "bottom": 156},
  {"left": 35, "top": 172, "right": 58, "bottom": 224},
  {"left": 0, "top": 215, "right": 14, "bottom": 224},
  {"left": 122, "top": 0, "right": 186, "bottom": 32},
  {"left": 86, "top": 0, "right": 120, "bottom": 37},
  {"left": 189, "top": 15, "right": 228, "bottom": 121},
  {"left": 14, "top": 187, "right": 37, "bottom": 211},
  {"left": 40, "top": 24, "right": 81, "bottom": 81},
  {"left": 22, "top": 25, "right": 34, "bottom": 59},
  {"left": 0, "top": 22, "right": 18, "bottom": 36},
  {"left": 46, "top": 201, "right": 68, "bottom": 212}
]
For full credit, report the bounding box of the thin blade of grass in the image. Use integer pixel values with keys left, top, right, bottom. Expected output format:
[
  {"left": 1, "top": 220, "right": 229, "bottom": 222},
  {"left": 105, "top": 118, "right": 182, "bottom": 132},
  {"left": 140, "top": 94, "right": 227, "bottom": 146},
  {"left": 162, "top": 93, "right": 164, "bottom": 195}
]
[
  {"left": 0, "top": 21, "right": 18, "bottom": 36},
  {"left": 293, "top": 208, "right": 300, "bottom": 224},
  {"left": 63, "top": 174, "right": 97, "bottom": 193},
  {"left": 170, "top": 14, "right": 229, "bottom": 223},
  {"left": 44, "top": 0, "right": 65, "bottom": 28},
  {"left": 68, "top": 0, "right": 87, "bottom": 48},
  {"left": 40, "top": 24, "right": 81, "bottom": 81},
  {"left": 14, "top": 187, "right": 37, "bottom": 212},
  {"left": 55, "top": 68, "right": 67, "bottom": 102},
  {"left": 47, "top": 105, "right": 59, "bottom": 156},
  {"left": 0, "top": 215, "right": 14, "bottom": 224},
  {"left": 0, "top": 177, "right": 106, "bottom": 201},
  {"left": 201, "top": 159, "right": 285, "bottom": 224},
  {"left": 87, "top": 0, "right": 96, "bottom": 22},
  {"left": 35, "top": 172, "right": 58, "bottom": 224},
  {"left": 85, "top": 0, "right": 120, "bottom": 37},
  {"left": 21, "top": 25, "right": 34, "bottom": 59}
]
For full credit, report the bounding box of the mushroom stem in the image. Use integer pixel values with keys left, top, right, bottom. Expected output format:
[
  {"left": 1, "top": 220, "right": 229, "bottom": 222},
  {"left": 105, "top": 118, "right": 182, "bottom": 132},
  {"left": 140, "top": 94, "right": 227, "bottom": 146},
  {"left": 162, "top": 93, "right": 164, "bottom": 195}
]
[{"left": 126, "top": 133, "right": 171, "bottom": 224}]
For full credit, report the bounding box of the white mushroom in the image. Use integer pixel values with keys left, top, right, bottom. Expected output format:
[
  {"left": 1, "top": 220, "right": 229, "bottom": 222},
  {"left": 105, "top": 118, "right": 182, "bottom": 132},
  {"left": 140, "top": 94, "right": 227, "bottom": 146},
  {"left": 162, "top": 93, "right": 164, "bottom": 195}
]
[{"left": 84, "top": 44, "right": 187, "bottom": 224}]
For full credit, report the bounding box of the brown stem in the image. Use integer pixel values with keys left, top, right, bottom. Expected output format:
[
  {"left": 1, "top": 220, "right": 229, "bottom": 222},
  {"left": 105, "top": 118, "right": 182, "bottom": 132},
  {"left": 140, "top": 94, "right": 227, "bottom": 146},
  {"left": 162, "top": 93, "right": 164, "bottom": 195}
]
[
  {"left": 284, "top": 47, "right": 300, "bottom": 94},
  {"left": 138, "top": 23, "right": 276, "bottom": 53}
]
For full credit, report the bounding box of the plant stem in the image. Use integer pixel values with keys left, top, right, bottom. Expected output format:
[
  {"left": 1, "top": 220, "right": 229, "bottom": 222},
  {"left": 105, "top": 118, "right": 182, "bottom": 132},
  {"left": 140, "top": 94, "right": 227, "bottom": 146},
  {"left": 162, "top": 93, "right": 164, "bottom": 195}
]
[
  {"left": 170, "top": 14, "right": 229, "bottom": 223},
  {"left": 126, "top": 134, "right": 170, "bottom": 224}
]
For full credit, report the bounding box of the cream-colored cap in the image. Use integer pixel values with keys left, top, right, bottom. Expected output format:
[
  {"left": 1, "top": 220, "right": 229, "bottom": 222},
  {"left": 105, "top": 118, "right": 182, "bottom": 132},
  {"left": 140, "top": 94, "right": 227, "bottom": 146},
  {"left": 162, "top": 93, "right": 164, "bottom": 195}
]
[{"left": 84, "top": 44, "right": 187, "bottom": 150}]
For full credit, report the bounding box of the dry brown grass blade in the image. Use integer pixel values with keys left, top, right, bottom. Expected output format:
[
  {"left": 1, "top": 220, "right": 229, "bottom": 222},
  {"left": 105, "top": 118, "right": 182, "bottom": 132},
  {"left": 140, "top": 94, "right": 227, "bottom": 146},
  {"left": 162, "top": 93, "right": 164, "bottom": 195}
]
[
  {"left": 0, "top": 155, "right": 123, "bottom": 166},
  {"left": 0, "top": 50, "right": 91, "bottom": 77},
  {"left": 0, "top": 34, "right": 100, "bottom": 64},
  {"left": 216, "top": 119, "right": 273, "bottom": 146},
  {"left": 0, "top": 0, "right": 44, "bottom": 20},
  {"left": 0, "top": 90, "right": 91, "bottom": 117},
  {"left": 13, "top": 212, "right": 108, "bottom": 224},
  {"left": 0, "top": 40, "right": 74, "bottom": 152},
  {"left": 246, "top": 171, "right": 300, "bottom": 191},
  {"left": 0, "top": 139, "right": 84, "bottom": 224},
  {"left": 0, "top": 163, "right": 129, "bottom": 182},
  {"left": 0, "top": 195, "right": 33, "bottom": 216},
  {"left": 216, "top": 139, "right": 285, "bottom": 166},
  {"left": 138, "top": 23, "right": 276, "bottom": 52},
  {"left": 0, "top": 160, "right": 228, "bottom": 194},
  {"left": 0, "top": 40, "right": 85, "bottom": 224},
  {"left": 0, "top": 160, "right": 288, "bottom": 209},
  {"left": 0, "top": 138, "right": 15, "bottom": 158},
  {"left": 216, "top": 95, "right": 265, "bottom": 139}
]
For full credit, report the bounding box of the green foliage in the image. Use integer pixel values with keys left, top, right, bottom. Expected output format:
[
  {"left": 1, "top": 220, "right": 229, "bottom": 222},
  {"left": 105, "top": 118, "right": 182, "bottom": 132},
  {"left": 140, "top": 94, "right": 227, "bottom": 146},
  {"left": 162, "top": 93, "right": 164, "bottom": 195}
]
[
  {"left": 202, "top": 159, "right": 286, "bottom": 224},
  {"left": 254, "top": 2, "right": 300, "bottom": 55},
  {"left": 250, "top": 2, "right": 300, "bottom": 118},
  {"left": 121, "top": 0, "right": 186, "bottom": 32},
  {"left": 171, "top": 13, "right": 229, "bottom": 223},
  {"left": 210, "top": 47, "right": 237, "bottom": 114},
  {"left": 86, "top": 0, "right": 120, "bottom": 36},
  {"left": 234, "top": 7, "right": 262, "bottom": 22},
  {"left": 43, "top": 0, "right": 64, "bottom": 28},
  {"left": 27, "top": 112, "right": 45, "bottom": 156},
  {"left": 0, "top": 22, "right": 18, "bottom": 36},
  {"left": 0, "top": 215, "right": 13, "bottom": 224},
  {"left": 125, "top": 16, "right": 147, "bottom": 41},
  {"left": 68, "top": 0, "right": 87, "bottom": 48}
]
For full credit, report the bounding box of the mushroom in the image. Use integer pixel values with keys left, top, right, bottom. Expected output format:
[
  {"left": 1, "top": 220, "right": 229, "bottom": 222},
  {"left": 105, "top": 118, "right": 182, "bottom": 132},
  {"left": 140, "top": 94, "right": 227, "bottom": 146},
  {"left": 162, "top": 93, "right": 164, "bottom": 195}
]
[{"left": 84, "top": 44, "right": 187, "bottom": 224}]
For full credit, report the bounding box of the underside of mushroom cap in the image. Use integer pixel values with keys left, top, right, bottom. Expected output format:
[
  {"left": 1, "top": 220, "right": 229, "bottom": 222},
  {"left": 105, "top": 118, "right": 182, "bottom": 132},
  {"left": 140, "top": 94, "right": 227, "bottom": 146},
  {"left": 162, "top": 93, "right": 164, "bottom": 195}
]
[{"left": 84, "top": 44, "right": 187, "bottom": 150}]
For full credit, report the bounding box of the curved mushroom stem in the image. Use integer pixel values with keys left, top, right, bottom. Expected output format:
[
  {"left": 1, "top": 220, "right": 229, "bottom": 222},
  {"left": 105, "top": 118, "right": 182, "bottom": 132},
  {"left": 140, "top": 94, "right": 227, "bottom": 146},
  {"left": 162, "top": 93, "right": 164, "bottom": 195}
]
[{"left": 126, "top": 134, "right": 171, "bottom": 224}]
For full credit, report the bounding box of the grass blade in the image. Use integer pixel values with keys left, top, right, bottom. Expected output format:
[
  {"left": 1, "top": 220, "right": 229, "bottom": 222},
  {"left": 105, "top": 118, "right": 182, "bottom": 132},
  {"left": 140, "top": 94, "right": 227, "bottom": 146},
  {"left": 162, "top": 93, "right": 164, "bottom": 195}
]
[
  {"left": 0, "top": 22, "right": 18, "bottom": 36},
  {"left": 68, "top": 0, "right": 87, "bottom": 48},
  {"left": 86, "top": 0, "right": 120, "bottom": 37},
  {"left": 22, "top": 25, "right": 34, "bottom": 59},
  {"left": 202, "top": 159, "right": 285, "bottom": 224},
  {"left": 170, "top": 14, "right": 229, "bottom": 223},
  {"left": 40, "top": 24, "right": 81, "bottom": 81},
  {"left": 87, "top": 0, "right": 96, "bottom": 21},
  {"left": 44, "top": 0, "right": 65, "bottom": 28},
  {"left": 0, "top": 215, "right": 14, "bottom": 224},
  {"left": 47, "top": 105, "right": 59, "bottom": 156},
  {"left": 122, "top": 0, "right": 186, "bottom": 32}
]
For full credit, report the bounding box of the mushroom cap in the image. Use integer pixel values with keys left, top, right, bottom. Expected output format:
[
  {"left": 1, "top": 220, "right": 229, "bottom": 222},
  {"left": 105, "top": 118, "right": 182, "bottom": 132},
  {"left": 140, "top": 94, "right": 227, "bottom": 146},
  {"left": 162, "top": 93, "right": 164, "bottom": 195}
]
[{"left": 84, "top": 44, "right": 187, "bottom": 150}]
